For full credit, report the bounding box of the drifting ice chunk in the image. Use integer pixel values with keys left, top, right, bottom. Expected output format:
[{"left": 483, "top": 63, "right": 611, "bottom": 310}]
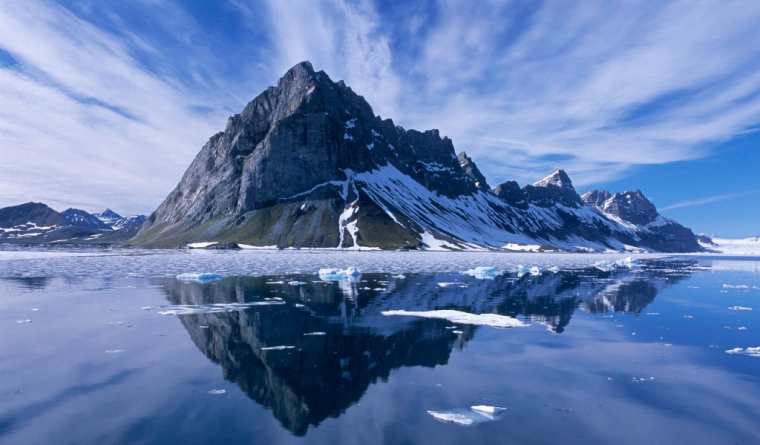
[
  {"left": 208, "top": 389, "right": 226, "bottom": 395},
  {"left": 318, "top": 267, "right": 361, "bottom": 281},
  {"left": 463, "top": 266, "right": 501, "bottom": 280},
  {"left": 427, "top": 410, "right": 478, "bottom": 425},
  {"left": 381, "top": 309, "right": 528, "bottom": 328},
  {"left": 728, "top": 306, "right": 752, "bottom": 311},
  {"left": 593, "top": 257, "right": 634, "bottom": 272},
  {"left": 725, "top": 346, "right": 760, "bottom": 357},
  {"left": 470, "top": 405, "right": 507, "bottom": 418},
  {"left": 187, "top": 242, "right": 218, "bottom": 249},
  {"left": 529, "top": 266, "right": 541, "bottom": 276},
  {"left": 427, "top": 405, "right": 507, "bottom": 425},
  {"left": 303, "top": 331, "right": 326, "bottom": 336},
  {"left": 16, "top": 319, "right": 32, "bottom": 324},
  {"left": 260, "top": 345, "right": 296, "bottom": 351},
  {"left": 175, "top": 272, "right": 224, "bottom": 283},
  {"left": 158, "top": 301, "right": 284, "bottom": 315}
]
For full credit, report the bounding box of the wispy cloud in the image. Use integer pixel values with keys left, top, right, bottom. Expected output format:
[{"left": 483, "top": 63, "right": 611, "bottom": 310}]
[
  {"left": 661, "top": 191, "right": 760, "bottom": 211},
  {"left": 1, "top": 0, "right": 760, "bottom": 214}
]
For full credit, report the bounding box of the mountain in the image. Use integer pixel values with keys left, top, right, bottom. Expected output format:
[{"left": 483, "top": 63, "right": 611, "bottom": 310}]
[
  {"left": 62, "top": 208, "right": 110, "bottom": 229},
  {"left": 0, "top": 202, "right": 145, "bottom": 245},
  {"left": 133, "top": 61, "right": 702, "bottom": 252},
  {"left": 93, "top": 209, "right": 122, "bottom": 225}
]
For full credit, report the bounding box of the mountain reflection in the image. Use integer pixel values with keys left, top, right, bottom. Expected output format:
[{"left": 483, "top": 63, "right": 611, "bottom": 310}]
[{"left": 160, "top": 260, "right": 694, "bottom": 435}]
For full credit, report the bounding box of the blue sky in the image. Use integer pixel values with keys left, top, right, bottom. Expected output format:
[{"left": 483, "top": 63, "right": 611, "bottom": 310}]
[{"left": 0, "top": 0, "right": 758, "bottom": 236}]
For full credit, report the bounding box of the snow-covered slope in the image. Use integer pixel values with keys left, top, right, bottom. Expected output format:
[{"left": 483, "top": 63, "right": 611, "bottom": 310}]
[{"left": 700, "top": 237, "right": 760, "bottom": 256}]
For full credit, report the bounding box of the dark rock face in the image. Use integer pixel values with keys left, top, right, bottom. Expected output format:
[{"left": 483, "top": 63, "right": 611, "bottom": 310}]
[
  {"left": 458, "top": 151, "right": 490, "bottom": 191},
  {"left": 0, "top": 202, "right": 145, "bottom": 245},
  {"left": 133, "top": 61, "right": 702, "bottom": 252},
  {"left": 493, "top": 180, "right": 528, "bottom": 209}
]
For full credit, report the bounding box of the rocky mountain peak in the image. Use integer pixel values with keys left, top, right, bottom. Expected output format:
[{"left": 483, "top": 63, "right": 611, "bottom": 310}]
[
  {"left": 604, "top": 190, "right": 658, "bottom": 225},
  {"left": 533, "top": 169, "right": 574, "bottom": 190},
  {"left": 581, "top": 190, "right": 611, "bottom": 207},
  {"left": 524, "top": 169, "right": 582, "bottom": 207}
]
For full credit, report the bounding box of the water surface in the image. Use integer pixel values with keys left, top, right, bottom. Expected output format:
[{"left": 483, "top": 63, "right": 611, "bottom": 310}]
[{"left": 1, "top": 251, "right": 759, "bottom": 444}]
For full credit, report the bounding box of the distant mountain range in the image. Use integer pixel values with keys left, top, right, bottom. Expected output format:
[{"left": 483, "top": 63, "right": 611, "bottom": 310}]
[
  {"left": 0, "top": 202, "right": 145, "bottom": 245},
  {"left": 129, "top": 61, "right": 703, "bottom": 252}
]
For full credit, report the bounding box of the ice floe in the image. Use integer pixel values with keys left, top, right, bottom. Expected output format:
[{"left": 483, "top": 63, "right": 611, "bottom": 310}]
[
  {"left": 427, "top": 405, "right": 507, "bottom": 425},
  {"left": 303, "top": 331, "right": 326, "bottom": 336},
  {"left": 516, "top": 265, "right": 542, "bottom": 276},
  {"left": 207, "top": 389, "right": 226, "bottom": 395},
  {"left": 318, "top": 267, "right": 361, "bottom": 281},
  {"left": 158, "top": 300, "right": 285, "bottom": 315},
  {"left": 593, "top": 257, "right": 634, "bottom": 272},
  {"left": 187, "top": 242, "right": 218, "bottom": 249},
  {"left": 728, "top": 306, "right": 752, "bottom": 311},
  {"left": 470, "top": 405, "right": 507, "bottom": 418},
  {"left": 462, "top": 266, "right": 501, "bottom": 280},
  {"left": 175, "top": 272, "right": 224, "bottom": 283},
  {"left": 260, "top": 345, "right": 296, "bottom": 351},
  {"left": 105, "top": 349, "right": 125, "bottom": 354},
  {"left": 725, "top": 347, "right": 760, "bottom": 357},
  {"left": 381, "top": 309, "right": 528, "bottom": 328},
  {"left": 16, "top": 319, "right": 32, "bottom": 324}
]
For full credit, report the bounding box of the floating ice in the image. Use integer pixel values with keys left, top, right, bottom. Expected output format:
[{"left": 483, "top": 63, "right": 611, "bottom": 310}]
[
  {"left": 427, "top": 410, "right": 478, "bottom": 425},
  {"left": 207, "top": 389, "right": 226, "bottom": 395},
  {"left": 381, "top": 309, "right": 528, "bottom": 328},
  {"left": 725, "top": 347, "right": 760, "bottom": 357},
  {"left": 722, "top": 284, "right": 750, "bottom": 289},
  {"left": 16, "top": 319, "right": 32, "bottom": 324},
  {"left": 632, "top": 376, "right": 656, "bottom": 383},
  {"left": 303, "top": 331, "right": 326, "bottom": 336},
  {"left": 437, "top": 282, "right": 466, "bottom": 288},
  {"left": 463, "top": 266, "right": 501, "bottom": 280},
  {"left": 31, "top": 308, "right": 40, "bottom": 312},
  {"left": 728, "top": 306, "right": 752, "bottom": 311},
  {"left": 287, "top": 280, "right": 306, "bottom": 286},
  {"left": 260, "top": 345, "right": 296, "bottom": 351},
  {"left": 593, "top": 257, "right": 634, "bottom": 272},
  {"left": 187, "top": 242, "right": 218, "bottom": 249},
  {"left": 470, "top": 405, "right": 507, "bottom": 418},
  {"left": 318, "top": 267, "right": 362, "bottom": 281},
  {"left": 175, "top": 272, "right": 224, "bottom": 283},
  {"left": 158, "top": 301, "right": 284, "bottom": 315},
  {"left": 427, "top": 405, "right": 507, "bottom": 425},
  {"left": 105, "top": 349, "right": 125, "bottom": 354}
]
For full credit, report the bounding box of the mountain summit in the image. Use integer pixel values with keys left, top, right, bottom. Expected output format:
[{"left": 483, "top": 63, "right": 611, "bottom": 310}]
[{"left": 133, "top": 62, "right": 701, "bottom": 252}]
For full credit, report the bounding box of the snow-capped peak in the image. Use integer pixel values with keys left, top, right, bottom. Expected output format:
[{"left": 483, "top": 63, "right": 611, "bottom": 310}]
[{"left": 533, "top": 169, "right": 573, "bottom": 190}]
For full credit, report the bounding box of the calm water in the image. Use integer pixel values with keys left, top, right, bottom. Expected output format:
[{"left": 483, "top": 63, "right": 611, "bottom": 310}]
[{"left": 1, "top": 251, "right": 759, "bottom": 444}]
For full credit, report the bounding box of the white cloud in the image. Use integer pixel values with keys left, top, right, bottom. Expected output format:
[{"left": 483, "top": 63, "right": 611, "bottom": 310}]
[
  {"left": 1, "top": 0, "right": 759, "bottom": 214},
  {"left": 661, "top": 190, "right": 760, "bottom": 211}
]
